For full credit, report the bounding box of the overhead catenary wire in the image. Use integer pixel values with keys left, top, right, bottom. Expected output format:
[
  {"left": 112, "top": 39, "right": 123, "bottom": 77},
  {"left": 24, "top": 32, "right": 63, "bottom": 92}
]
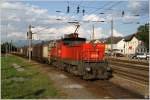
[
  {"left": 51, "top": 2, "right": 120, "bottom": 35},
  {"left": 33, "top": 1, "right": 124, "bottom": 32},
  {"left": 31, "top": 1, "right": 142, "bottom": 40},
  {"left": 87, "top": 1, "right": 113, "bottom": 15},
  {"left": 84, "top": 1, "right": 123, "bottom": 25},
  {"left": 66, "top": 1, "right": 115, "bottom": 24},
  {"left": 84, "top": 2, "right": 112, "bottom": 15}
]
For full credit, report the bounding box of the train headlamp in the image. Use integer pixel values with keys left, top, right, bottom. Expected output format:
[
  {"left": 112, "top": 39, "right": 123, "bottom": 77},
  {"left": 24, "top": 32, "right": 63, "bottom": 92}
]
[
  {"left": 86, "top": 67, "right": 91, "bottom": 71},
  {"left": 107, "top": 67, "right": 111, "bottom": 71}
]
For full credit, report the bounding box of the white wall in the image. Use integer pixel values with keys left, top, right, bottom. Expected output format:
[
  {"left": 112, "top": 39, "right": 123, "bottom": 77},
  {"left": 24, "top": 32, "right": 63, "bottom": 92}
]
[
  {"left": 124, "top": 37, "right": 139, "bottom": 54},
  {"left": 116, "top": 39, "right": 125, "bottom": 54}
]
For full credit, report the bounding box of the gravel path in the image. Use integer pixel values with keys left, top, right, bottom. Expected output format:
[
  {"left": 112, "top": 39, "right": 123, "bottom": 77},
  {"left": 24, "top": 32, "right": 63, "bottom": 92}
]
[{"left": 31, "top": 63, "right": 101, "bottom": 99}]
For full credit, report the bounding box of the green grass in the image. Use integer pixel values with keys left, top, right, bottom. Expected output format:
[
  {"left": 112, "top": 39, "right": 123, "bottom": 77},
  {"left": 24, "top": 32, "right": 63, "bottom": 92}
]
[{"left": 1, "top": 55, "right": 59, "bottom": 99}]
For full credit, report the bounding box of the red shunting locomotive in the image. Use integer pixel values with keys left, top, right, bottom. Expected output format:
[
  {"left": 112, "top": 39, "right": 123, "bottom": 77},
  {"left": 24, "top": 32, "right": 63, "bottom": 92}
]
[{"left": 49, "top": 33, "right": 112, "bottom": 80}]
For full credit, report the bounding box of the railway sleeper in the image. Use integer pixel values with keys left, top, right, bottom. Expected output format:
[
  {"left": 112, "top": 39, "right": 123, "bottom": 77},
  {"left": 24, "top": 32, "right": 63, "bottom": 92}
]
[
  {"left": 108, "top": 58, "right": 149, "bottom": 66},
  {"left": 110, "top": 61, "right": 149, "bottom": 71},
  {"left": 114, "top": 70, "right": 149, "bottom": 83},
  {"left": 113, "top": 68, "right": 149, "bottom": 80},
  {"left": 110, "top": 65, "right": 149, "bottom": 77}
]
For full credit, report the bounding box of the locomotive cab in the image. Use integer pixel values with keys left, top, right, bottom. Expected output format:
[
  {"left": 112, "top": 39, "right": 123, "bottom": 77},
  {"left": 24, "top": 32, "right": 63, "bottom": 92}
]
[{"left": 62, "top": 33, "right": 86, "bottom": 46}]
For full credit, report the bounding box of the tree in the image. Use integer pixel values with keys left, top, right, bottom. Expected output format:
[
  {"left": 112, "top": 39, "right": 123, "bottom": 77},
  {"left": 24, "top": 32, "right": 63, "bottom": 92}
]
[
  {"left": 1, "top": 42, "right": 17, "bottom": 53},
  {"left": 136, "top": 23, "right": 149, "bottom": 50}
]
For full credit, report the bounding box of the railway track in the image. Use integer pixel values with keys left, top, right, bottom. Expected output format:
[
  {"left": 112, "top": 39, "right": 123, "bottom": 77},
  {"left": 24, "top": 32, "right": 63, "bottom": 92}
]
[
  {"left": 108, "top": 57, "right": 149, "bottom": 65},
  {"left": 108, "top": 58, "right": 149, "bottom": 84}
]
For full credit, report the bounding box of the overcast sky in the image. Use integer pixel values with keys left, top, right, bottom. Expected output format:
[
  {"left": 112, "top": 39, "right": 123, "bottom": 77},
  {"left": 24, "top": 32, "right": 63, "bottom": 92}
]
[{"left": 1, "top": 0, "right": 149, "bottom": 42}]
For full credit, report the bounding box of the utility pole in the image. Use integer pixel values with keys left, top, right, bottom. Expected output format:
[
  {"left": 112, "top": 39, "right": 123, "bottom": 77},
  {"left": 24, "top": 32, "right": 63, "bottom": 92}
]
[
  {"left": 5, "top": 22, "right": 8, "bottom": 56},
  {"left": 8, "top": 42, "right": 11, "bottom": 53},
  {"left": 111, "top": 18, "right": 113, "bottom": 52},
  {"left": 92, "top": 25, "right": 95, "bottom": 40},
  {"left": 11, "top": 40, "right": 12, "bottom": 53},
  {"left": 27, "top": 25, "right": 33, "bottom": 62}
]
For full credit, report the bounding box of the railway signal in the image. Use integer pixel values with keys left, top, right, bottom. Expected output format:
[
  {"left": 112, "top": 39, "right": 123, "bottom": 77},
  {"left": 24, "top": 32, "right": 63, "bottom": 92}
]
[{"left": 27, "top": 25, "right": 35, "bottom": 62}]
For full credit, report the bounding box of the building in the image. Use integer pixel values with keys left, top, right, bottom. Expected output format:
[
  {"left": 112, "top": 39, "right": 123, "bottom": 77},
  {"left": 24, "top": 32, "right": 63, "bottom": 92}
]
[
  {"left": 103, "top": 34, "right": 148, "bottom": 55},
  {"left": 124, "top": 34, "right": 147, "bottom": 54},
  {"left": 105, "top": 37, "right": 123, "bottom": 53}
]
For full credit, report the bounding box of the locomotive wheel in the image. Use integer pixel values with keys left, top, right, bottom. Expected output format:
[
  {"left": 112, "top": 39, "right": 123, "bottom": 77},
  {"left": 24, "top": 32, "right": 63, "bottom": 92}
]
[
  {"left": 82, "top": 70, "right": 89, "bottom": 80},
  {"left": 82, "top": 68, "right": 94, "bottom": 80},
  {"left": 66, "top": 64, "right": 71, "bottom": 72},
  {"left": 97, "top": 69, "right": 109, "bottom": 79}
]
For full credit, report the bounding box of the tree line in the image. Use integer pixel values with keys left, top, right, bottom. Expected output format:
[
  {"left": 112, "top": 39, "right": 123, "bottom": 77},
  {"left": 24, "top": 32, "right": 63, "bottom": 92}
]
[
  {"left": 1, "top": 42, "right": 18, "bottom": 53},
  {"left": 136, "top": 23, "right": 149, "bottom": 50}
]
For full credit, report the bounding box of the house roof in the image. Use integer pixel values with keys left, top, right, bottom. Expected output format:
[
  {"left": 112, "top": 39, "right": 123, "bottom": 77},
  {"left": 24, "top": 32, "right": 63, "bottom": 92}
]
[
  {"left": 105, "top": 36, "right": 123, "bottom": 44},
  {"left": 90, "top": 39, "right": 101, "bottom": 43},
  {"left": 124, "top": 34, "right": 136, "bottom": 42}
]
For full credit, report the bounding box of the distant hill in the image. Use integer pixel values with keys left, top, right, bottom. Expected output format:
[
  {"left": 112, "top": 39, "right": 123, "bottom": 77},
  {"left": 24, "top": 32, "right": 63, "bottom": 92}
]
[{"left": 12, "top": 40, "right": 43, "bottom": 47}]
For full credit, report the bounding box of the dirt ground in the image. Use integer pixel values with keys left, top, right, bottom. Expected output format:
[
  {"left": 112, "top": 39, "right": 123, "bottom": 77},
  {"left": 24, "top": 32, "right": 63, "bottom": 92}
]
[
  {"left": 27, "top": 61, "right": 101, "bottom": 99},
  {"left": 20, "top": 57, "right": 144, "bottom": 99}
]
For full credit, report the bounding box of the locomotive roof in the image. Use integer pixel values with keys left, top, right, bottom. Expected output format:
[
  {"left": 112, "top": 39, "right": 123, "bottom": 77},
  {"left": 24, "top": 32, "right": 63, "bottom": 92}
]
[{"left": 62, "top": 37, "right": 86, "bottom": 41}]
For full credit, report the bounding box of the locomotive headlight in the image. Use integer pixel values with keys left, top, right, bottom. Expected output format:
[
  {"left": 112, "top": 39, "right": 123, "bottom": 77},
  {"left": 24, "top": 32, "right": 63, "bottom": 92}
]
[
  {"left": 86, "top": 67, "right": 91, "bottom": 71},
  {"left": 107, "top": 67, "right": 111, "bottom": 71}
]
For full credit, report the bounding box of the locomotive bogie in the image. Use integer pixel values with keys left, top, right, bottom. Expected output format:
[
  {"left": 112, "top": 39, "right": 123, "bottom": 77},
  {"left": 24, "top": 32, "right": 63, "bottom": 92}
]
[{"left": 49, "top": 56, "right": 111, "bottom": 80}]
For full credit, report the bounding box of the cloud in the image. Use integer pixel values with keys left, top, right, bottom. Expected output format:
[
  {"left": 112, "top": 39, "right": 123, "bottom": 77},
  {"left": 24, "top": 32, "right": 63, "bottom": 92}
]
[
  {"left": 1, "top": 2, "right": 24, "bottom": 10},
  {"left": 83, "top": 14, "right": 105, "bottom": 21},
  {"left": 108, "top": 29, "right": 123, "bottom": 37},
  {"left": 122, "top": 14, "right": 138, "bottom": 23},
  {"left": 1, "top": 1, "right": 144, "bottom": 42},
  {"left": 8, "top": 15, "right": 21, "bottom": 22},
  {"left": 113, "top": 29, "right": 123, "bottom": 37},
  {"left": 1, "top": 1, "right": 66, "bottom": 41},
  {"left": 30, "top": 25, "right": 75, "bottom": 40},
  {"left": 128, "top": 0, "right": 149, "bottom": 15},
  {"left": 31, "top": 25, "right": 107, "bottom": 40},
  {"left": 7, "top": 32, "right": 26, "bottom": 40},
  {"left": 79, "top": 26, "right": 105, "bottom": 39}
]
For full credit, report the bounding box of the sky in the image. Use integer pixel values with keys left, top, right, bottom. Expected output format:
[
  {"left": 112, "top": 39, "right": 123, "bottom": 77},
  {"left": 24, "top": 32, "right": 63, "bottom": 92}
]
[{"left": 1, "top": 0, "right": 149, "bottom": 42}]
